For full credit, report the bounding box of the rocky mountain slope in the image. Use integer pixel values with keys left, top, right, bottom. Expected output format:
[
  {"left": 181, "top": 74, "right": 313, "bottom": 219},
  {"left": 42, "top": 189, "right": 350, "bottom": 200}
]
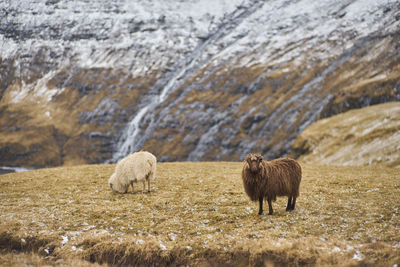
[
  {"left": 1, "top": 0, "right": 400, "bottom": 167},
  {"left": 291, "top": 102, "right": 400, "bottom": 168}
]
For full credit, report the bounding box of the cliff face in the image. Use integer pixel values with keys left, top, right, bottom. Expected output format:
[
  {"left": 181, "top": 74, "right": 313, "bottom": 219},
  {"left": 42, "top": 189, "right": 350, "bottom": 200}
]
[{"left": 1, "top": 0, "right": 400, "bottom": 167}]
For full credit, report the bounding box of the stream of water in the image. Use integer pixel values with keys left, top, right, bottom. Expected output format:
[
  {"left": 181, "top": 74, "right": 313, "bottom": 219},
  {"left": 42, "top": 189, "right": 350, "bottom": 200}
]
[{"left": 112, "top": 1, "right": 264, "bottom": 162}]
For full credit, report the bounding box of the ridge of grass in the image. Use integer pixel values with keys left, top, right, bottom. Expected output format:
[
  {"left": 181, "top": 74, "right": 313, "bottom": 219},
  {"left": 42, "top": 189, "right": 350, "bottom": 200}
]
[{"left": 292, "top": 102, "right": 400, "bottom": 168}]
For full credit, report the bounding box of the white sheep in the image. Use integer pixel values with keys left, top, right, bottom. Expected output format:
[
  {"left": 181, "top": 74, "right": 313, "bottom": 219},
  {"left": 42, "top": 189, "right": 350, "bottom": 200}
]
[{"left": 108, "top": 151, "right": 157, "bottom": 193}]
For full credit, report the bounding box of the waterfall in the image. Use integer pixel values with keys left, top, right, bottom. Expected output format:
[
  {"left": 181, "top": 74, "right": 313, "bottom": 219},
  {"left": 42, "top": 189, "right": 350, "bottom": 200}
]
[{"left": 112, "top": 1, "right": 264, "bottom": 162}]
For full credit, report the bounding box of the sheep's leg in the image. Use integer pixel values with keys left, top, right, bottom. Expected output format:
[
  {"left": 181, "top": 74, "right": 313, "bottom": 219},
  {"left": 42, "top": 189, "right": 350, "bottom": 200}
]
[
  {"left": 267, "top": 198, "right": 273, "bottom": 215},
  {"left": 147, "top": 178, "right": 151, "bottom": 193},
  {"left": 286, "top": 196, "right": 292, "bottom": 211},
  {"left": 142, "top": 180, "right": 146, "bottom": 193},
  {"left": 291, "top": 197, "right": 297, "bottom": 210},
  {"left": 258, "top": 197, "right": 263, "bottom": 215},
  {"left": 130, "top": 182, "right": 134, "bottom": 193}
]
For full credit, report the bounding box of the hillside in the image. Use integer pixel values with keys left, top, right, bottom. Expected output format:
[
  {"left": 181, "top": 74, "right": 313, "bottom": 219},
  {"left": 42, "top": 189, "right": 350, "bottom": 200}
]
[
  {"left": 291, "top": 102, "right": 400, "bottom": 168},
  {"left": 1, "top": 1, "right": 400, "bottom": 168},
  {"left": 1, "top": 162, "right": 399, "bottom": 266}
]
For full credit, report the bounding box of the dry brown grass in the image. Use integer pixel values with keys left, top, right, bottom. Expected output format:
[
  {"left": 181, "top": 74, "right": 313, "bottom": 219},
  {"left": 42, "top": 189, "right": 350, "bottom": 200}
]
[
  {"left": 292, "top": 102, "right": 400, "bottom": 168},
  {"left": 1, "top": 162, "right": 399, "bottom": 266},
  {"left": 0, "top": 251, "right": 104, "bottom": 267}
]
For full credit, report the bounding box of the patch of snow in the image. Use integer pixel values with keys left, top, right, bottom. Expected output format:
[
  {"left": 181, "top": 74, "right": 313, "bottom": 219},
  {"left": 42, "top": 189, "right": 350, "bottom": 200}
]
[
  {"left": 168, "top": 233, "right": 177, "bottom": 241},
  {"left": 159, "top": 243, "right": 167, "bottom": 250},
  {"left": 83, "top": 225, "right": 96, "bottom": 231},
  {"left": 0, "top": 166, "right": 31, "bottom": 173},
  {"left": 32, "top": 71, "right": 60, "bottom": 102},
  {"left": 9, "top": 81, "right": 29, "bottom": 103},
  {"left": 352, "top": 251, "right": 364, "bottom": 261},
  {"left": 61, "top": 235, "right": 69, "bottom": 246},
  {"left": 366, "top": 188, "right": 380, "bottom": 193},
  {"left": 9, "top": 71, "right": 63, "bottom": 104},
  {"left": 136, "top": 239, "right": 145, "bottom": 245},
  {"left": 245, "top": 206, "right": 253, "bottom": 214}
]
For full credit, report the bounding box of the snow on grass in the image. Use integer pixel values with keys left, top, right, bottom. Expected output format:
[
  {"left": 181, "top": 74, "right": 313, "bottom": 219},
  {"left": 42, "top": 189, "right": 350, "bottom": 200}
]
[
  {"left": 2, "top": 0, "right": 398, "bottom": 73},
  {"left": 8, "top": 70, "right": 63, "bottom": 104},
  {"left": 352, "top": 251, "right": 364, "bottom": 261},
  {"left": 61, "top": 235, "right": 69, "bottom": 246}
]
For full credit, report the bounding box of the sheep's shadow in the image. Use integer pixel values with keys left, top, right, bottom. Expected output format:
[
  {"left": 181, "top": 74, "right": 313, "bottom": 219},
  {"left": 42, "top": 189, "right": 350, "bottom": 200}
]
[
  {"left": 129, "top": 190, "right": 153, "bottom": 195},
  {"left": 256, "top": 206, "right": 299, "bottom": 217},
  {"left": 257, "top": 211, "right": 297, "bottom": 217},
  {"left": 109, "top": 190, "right": 155, "bottom": 196}
]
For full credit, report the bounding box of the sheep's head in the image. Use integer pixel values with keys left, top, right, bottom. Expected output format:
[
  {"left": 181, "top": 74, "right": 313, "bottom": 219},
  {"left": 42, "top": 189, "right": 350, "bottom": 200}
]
[
  {"left": 108, "top": 173, "right": 127, "bottom": 193},
  {"left": 245, "top": 153, "right": 264, "bottom": 173}
]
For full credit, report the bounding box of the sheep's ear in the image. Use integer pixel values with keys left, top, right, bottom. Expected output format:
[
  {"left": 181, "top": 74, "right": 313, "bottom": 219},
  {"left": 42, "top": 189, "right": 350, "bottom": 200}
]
[{"left": 244, "top": 154, "right": 252, "bottom": 166}]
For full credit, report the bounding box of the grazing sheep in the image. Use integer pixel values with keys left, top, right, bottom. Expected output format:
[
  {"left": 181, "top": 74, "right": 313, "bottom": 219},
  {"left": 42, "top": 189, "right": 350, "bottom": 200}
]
[
  {"left": 108, "top": 151, "right": 156, "bottom": 194},
  {"left": 241, "top": 153, "right": 302, "bottom": 215}
]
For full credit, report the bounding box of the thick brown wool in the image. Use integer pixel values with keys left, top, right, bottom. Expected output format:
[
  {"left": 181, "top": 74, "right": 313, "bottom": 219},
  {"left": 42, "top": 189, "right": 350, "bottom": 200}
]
[{"left": 241, "top": 153, "right": 302, "bottom": 215}]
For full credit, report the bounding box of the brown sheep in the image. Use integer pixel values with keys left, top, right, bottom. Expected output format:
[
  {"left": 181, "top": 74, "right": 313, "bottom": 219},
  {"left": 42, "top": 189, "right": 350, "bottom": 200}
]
[{"left": 241, "top": 153, "right": 302, "bottom": 215}]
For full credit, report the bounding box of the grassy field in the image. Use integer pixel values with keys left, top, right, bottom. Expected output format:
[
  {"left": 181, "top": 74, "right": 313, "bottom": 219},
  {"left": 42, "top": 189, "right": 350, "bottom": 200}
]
[{"left": 0, "top": 162, "right": 399, "bottom": 266}]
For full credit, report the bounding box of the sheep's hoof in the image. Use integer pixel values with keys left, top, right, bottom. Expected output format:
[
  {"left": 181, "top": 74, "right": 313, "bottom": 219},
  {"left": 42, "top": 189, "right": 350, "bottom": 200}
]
[
  {"left": 258, "top": 211, "right": 263, "bottom": 215},
  {"left": 268, "top": 211, "right": 273, "bottom": 215}
]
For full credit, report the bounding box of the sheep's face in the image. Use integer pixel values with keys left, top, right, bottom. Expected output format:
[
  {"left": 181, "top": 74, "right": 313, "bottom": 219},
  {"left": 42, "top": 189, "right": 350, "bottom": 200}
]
[
  {"left": 108, "top": 173, "right": 127, "bottom": 193},
  {"left": 246, "top": 153, "right": 263, "bottom": 173}
]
